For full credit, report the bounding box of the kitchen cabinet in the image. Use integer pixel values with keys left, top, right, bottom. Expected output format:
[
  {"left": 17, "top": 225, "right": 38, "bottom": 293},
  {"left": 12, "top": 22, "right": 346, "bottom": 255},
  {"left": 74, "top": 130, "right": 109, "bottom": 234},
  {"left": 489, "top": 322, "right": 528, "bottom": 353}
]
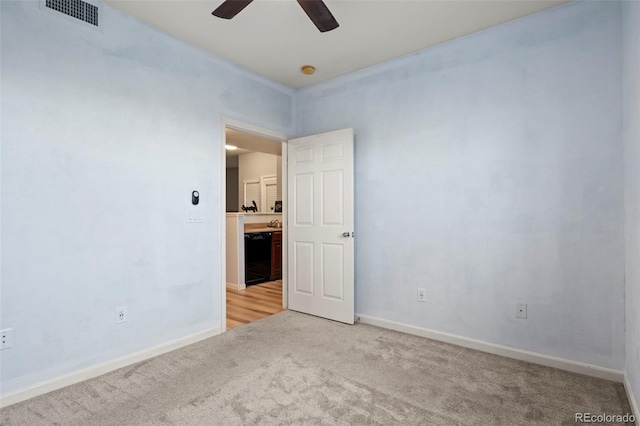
[
  {"left": 227, "top": 213, "right": 282, "bottom": 290},
  {"left": 271, "top": 231, "right": 282, "bottom": 280}
]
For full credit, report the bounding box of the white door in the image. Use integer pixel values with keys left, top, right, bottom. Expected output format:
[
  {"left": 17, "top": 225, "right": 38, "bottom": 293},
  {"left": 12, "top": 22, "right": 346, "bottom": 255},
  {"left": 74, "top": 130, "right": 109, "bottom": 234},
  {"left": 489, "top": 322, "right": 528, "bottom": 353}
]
[{"left": 287, "top": 128, "right": 354, "bottom": 324}]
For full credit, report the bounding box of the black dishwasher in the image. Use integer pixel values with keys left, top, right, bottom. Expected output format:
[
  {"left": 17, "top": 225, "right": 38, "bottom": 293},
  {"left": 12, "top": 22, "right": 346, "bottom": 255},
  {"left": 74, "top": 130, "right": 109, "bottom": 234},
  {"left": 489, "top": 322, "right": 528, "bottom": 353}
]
[{"left": 244, "top": 232, "right": 272, "bottom": 286}]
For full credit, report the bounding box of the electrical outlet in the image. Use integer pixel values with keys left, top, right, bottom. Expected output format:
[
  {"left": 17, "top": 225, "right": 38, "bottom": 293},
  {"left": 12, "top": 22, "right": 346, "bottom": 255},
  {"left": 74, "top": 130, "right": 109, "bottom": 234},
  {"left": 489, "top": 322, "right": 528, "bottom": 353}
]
[
  {"left": 517, "top": 303, "right": 527, "bottom": 319},
  {"left": 116, "top": 307, "right": 127, "bottom": 324},
  {"left": 417, "top": 288, "right": 426, "bottom": 302},
  {"left": 1, "top": 329, "right": 13, "bottom": 350}
]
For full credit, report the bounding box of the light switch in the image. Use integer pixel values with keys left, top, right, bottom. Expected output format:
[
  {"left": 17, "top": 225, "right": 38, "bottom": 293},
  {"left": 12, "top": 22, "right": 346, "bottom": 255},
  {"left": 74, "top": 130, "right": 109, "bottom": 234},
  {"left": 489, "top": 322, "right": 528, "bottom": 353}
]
[{"left": 187, "top": 211, "right": 204, "bottom": 223}]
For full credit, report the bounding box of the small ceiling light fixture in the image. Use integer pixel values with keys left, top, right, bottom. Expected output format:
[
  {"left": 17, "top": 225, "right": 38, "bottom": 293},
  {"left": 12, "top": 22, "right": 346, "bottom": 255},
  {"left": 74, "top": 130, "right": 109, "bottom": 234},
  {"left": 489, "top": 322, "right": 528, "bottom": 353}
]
[
  {"left": 225, "top": 145, "right": 238, "bottom": 150},
  {"left": 301, "top": 65, "right": 315, "bottom": 75}
]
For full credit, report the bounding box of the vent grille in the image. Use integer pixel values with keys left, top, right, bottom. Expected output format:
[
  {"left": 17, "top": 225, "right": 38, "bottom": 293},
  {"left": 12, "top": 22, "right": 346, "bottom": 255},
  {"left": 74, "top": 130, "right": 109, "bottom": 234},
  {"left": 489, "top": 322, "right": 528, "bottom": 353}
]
[{"left": 46, "top": 0, "right": 99, "bottom": 26}]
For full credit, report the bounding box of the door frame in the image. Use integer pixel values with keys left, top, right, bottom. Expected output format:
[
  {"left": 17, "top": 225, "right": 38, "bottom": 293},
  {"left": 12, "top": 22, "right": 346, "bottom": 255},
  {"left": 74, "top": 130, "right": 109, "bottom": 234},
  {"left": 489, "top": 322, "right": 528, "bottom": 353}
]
[{"left": 219, "top": 117, "right": 289, "bottom": 332}]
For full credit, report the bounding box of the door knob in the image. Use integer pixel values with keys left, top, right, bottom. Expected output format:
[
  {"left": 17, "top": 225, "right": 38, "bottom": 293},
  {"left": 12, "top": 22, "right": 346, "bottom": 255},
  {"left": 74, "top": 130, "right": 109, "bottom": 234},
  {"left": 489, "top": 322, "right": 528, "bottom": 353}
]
[{"left": 342, "top": 232, "right": 350, "bottom": 237}]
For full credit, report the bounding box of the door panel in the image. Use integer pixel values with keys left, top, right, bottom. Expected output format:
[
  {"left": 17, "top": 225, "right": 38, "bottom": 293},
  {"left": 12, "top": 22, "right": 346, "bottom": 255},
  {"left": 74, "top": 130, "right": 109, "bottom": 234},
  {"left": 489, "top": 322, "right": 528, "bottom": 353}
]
[
  {"left": 294, "top": 173, "right": 314, "bottom": 226},
  {"left": 294, "top": 241, "right": 314, "bottom": 295},
  {"left": 322, "top": 170, "right": 344, "bottom": 226},
  {"left": 287, "top": 128, "right": 354, "bottom": 324},
  {"left": 321, "top": 243, "right": 344, "bottom": 300},
  {"left": 294, "top": 145, "right": 314, "bottom": 165},
  {"left": 322, "top": 142, "right": 343, "bottom": 162}
]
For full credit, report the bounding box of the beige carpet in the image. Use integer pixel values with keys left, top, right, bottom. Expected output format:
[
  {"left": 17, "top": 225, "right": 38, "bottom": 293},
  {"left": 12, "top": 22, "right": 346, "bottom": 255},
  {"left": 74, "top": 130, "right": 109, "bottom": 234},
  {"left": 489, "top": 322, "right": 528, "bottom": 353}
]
[{"left": 0, "top": 311, "right": 633, "bottom": 425}]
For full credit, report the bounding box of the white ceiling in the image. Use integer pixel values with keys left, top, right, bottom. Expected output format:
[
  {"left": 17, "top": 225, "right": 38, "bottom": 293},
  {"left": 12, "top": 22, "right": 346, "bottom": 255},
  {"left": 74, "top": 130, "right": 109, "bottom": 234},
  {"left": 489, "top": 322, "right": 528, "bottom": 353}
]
[
  {"left": 225, "top": 128, "right": 283, "bottom": 156},
  {"left": 225, "top": 128, "right": 283, "bottom": 168},
  {"left": 104, "top": 0, "right": 570, "bottom": 89}
]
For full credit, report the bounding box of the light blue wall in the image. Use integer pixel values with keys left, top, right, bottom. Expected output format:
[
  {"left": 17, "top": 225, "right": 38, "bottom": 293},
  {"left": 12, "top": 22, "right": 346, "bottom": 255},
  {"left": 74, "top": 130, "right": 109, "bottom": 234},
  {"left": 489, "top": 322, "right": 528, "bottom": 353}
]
[
  {"left": 0, "top": 0, "right": 632, "bottom": 400},
  {"left": 623, "top": 0, "right": 640, "bottom": 411},
  {"left": 298, "top": 1, "right": 625, "bottom": 370},
  {"left": 0, "top": 1, "right": 294, "bottom": 394}
]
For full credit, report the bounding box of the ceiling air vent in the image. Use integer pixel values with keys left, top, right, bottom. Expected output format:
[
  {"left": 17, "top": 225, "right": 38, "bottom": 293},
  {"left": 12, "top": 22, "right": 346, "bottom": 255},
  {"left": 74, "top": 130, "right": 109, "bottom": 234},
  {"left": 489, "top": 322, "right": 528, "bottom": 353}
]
[{"left": 45, "top": 0, "right": 99, "bottom": 27}]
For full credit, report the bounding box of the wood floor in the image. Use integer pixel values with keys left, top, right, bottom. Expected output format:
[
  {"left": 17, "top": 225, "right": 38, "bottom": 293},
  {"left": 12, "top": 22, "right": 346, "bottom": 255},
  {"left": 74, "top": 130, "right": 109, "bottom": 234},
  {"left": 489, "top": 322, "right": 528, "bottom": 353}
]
[{"left": 226, "top": 280, "right": 286, "bottom": 330}]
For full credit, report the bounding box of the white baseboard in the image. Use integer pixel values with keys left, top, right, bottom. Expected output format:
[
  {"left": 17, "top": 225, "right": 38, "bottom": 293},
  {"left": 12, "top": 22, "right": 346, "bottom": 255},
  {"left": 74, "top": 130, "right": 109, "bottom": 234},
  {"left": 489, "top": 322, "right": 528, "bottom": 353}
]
[
  {"left": 625, "top": 374, "right": 640, "bottom": 425},
  {"left": 0, "top": 326, "right": 221, "bottom": 409},
  {"left": 226, "top": 282, "right": 246, "bottom": 291},
  {"left": 357, "top": 314, "right": 624, "bottom": 383}
]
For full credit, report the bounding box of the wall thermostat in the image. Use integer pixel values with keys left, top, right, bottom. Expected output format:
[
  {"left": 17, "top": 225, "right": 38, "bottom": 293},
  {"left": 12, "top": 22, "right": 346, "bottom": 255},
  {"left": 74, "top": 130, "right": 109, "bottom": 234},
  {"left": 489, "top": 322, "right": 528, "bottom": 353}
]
[{"left": 192, "top": 190, "right": 199, "bottom": 205}]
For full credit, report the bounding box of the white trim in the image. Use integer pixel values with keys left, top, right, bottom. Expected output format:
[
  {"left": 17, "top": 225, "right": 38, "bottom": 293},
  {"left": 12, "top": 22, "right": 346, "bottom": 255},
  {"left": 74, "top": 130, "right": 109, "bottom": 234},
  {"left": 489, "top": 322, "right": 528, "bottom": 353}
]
[
  {"left": 220, "top": 122, "right": 227, "bottom": 333},
  {"left": 224, "top": 118, "right": 288, "bottom": 141},
  {"left": 220, "top": 118, "right": 288, "bottom": 332},
  {"left": 281, "top": 143, "right": 288, "bottom": 309},
  {"left": 0, "top": 327, "right": 221, "bottom": 408},
  {"left": 226, "top": 282, "right": 246, "bottom": 291},
  {"left": 357, "top": 314, "right": 624, "bottom": 383},
  {"left": 625, "top": 374, "right": 640, "bottom": 425}
]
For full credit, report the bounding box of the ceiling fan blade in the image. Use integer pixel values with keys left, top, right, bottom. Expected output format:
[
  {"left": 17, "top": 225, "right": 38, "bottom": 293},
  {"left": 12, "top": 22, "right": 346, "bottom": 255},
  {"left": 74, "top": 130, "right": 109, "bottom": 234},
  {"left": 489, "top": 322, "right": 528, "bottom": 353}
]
[
  {"left": 212, "top": 0, "right": 253, "bottom": 19},
  {"left": 297, "top": 0, "right": 339, "bottom": 32}
]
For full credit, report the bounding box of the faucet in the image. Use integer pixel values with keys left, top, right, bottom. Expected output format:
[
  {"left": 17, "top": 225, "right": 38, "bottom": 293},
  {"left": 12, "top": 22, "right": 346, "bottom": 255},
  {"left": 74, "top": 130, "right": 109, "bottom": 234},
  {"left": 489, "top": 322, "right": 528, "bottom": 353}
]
[{"left": 269, "top": 220, "right": 281, "bottom": 228}]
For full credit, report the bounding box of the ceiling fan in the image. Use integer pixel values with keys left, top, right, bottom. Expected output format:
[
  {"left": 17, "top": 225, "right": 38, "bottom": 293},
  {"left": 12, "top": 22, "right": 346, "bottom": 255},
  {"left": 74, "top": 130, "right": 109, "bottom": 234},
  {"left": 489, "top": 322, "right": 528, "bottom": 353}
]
[{"left": 212, "top": 0, "right": 339, "bottom": 33}]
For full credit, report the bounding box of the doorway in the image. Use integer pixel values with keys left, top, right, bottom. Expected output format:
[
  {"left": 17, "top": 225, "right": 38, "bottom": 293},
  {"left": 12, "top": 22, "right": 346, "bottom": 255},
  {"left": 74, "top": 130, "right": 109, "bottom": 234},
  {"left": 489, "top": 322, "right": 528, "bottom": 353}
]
[{"left": 221, "top": 119, "right": 288, "bottom": 331}]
